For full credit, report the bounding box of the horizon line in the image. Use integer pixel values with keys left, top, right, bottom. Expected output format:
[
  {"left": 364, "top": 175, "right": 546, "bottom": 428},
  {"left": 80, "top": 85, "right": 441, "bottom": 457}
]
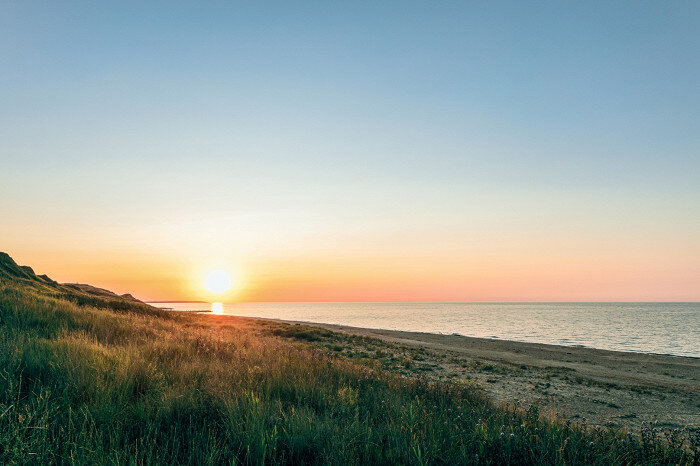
[{"left": 146, "top": 300, "right": 700, "bottom": 304}]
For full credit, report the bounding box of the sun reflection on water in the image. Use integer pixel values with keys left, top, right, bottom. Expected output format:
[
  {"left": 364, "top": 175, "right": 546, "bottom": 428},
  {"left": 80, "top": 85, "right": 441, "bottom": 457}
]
[{"left": 211, "top": 302, "right": 223, "bottom": 314}]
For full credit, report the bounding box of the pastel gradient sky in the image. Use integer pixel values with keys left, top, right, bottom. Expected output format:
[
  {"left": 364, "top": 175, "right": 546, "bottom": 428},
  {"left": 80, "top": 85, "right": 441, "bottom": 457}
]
[{"left": 2, "top": 2, "right": 699, "bottom": 302}]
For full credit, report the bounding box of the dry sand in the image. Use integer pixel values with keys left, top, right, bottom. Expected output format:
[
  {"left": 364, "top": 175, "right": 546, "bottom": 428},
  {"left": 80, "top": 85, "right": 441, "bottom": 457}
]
[{"left": 275, "top": 319, "right": 700, "bottom": 430}]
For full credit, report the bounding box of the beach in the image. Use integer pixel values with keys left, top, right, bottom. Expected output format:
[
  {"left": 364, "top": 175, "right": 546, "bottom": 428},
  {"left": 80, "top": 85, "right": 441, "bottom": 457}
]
[
  {"left": 156, "top": 301, "right": 700, "bottom": 357},
  {"left": 254, "top": 317, "right": 700, "bottom": 430},
  {"left": 3, "top": 258, "right": 697, "bottom": 464}
]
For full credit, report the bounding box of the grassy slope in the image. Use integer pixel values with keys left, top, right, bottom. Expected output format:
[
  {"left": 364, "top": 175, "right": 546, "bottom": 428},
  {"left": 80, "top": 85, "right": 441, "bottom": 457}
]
[{"left": 0, "top": 264, "right": 697, "bottom": 464}]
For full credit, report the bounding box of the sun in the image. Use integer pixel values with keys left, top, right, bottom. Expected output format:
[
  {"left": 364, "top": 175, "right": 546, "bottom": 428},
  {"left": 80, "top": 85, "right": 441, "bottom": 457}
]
[{"left": 203, "top": 269, "right": 233, "bottom": 294}]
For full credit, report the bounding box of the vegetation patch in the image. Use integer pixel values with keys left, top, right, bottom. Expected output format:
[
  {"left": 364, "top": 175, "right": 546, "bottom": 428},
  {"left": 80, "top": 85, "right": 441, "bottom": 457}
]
[{"left": 0, "top": 278, "right": 698, "bottom": 464}]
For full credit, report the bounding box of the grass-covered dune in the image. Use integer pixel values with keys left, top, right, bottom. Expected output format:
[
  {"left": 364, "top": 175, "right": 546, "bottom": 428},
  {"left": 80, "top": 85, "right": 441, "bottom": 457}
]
[{"left": 0, "top": 254, "right": 697, "bottom": 464}]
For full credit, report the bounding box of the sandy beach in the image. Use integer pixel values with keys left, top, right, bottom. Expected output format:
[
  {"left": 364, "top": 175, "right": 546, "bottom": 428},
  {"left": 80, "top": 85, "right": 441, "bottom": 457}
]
[{"left": 263, "top": 318, "right": 700, "bottom": 430}]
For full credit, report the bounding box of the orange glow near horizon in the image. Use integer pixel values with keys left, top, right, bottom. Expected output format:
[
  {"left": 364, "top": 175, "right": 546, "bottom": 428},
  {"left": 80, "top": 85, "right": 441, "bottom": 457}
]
[
  {"left": 4, "top": 235, "right": 699, "bottom": 303},
  {"left": 3, "top": 157, "right": 699, "bottom": 304},
  {"left": 3, "top": 187, "right": 699, "bottom": 303}
]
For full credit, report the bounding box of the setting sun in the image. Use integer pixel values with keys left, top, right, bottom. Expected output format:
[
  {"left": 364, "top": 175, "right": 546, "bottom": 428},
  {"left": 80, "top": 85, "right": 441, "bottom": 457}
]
[
  {"left": 203, "top": 269, "right": 233, "bottom": 294},
  {"left": 1, "top": 3, "right": 698, "bottom": 462}
]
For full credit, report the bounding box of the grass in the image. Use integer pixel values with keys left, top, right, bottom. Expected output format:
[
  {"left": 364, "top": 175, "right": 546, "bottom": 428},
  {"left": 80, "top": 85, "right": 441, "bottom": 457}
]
[{"left": 1, "top": 281, "right": 698, "bottom": 464}]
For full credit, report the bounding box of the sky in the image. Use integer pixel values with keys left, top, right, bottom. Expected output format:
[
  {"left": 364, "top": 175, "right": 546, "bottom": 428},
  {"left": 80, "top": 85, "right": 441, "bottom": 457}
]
[{"left": 1, "top": 1, "right": 699, "bottom": 302}]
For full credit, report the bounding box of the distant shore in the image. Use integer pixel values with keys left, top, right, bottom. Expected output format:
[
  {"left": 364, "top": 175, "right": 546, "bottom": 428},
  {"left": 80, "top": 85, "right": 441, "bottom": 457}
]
[
  {"left": 146, "top": 300, "right": 208, "bottom": 303},
  {"left": 248, "top": 316, "right": 700, "bottom": 429}
]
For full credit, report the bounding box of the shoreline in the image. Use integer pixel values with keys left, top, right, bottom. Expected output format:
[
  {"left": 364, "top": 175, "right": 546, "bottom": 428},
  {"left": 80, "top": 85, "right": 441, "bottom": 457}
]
[
  {"left": 153, "top": 302, "right": 699, "bottom": 359},
  {"left": 272, "top": 317, "right": 700, "bottom": 360},
  {"left": 228, "top": 315, "right": 699, "bottom": 429},
  {"left": 172, "top": 310, "right": 700, "bottom": 359}
]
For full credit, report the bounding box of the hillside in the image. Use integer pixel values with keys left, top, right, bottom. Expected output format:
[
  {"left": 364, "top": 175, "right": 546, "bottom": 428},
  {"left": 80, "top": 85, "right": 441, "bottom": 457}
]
[
  {"left": 0, "top": 252, "right": 140, "bottom": 302},
  {"left": 0, "top": 253, "right": 696, "bottom": 464}
]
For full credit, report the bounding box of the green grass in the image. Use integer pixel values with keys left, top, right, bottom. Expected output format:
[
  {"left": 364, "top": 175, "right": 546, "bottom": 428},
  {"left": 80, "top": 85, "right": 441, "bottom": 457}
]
[{"left": 0, "top": 281, "right": 698, "bottom": 464}]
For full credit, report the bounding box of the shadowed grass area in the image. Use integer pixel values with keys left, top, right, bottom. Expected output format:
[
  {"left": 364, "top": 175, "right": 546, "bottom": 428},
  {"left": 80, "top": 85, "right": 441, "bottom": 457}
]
[{"left": 1, "top": 281, "right": 698, "bottom": 464}]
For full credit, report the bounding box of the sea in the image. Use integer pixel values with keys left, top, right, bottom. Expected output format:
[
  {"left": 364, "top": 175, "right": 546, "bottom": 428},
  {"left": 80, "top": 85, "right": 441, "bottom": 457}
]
[{"left": 150, "top": 302, "right": 700, "bottom": 358}]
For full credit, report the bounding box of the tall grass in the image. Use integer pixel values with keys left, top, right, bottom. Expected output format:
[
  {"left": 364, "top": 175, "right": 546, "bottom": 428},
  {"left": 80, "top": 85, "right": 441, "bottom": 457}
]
[{"left": 0, "top": 281, "right": 697, "bottom": 464}]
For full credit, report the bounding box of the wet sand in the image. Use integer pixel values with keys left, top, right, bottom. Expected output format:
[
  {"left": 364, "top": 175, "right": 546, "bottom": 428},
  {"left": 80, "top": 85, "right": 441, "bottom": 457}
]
[{"left": 273, "top": 319, "right": 700, "bottom": 429}]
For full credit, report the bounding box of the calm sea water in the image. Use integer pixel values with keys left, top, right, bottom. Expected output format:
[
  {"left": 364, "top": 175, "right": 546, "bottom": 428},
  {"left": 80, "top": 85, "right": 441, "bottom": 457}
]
[{"left": 151, "top": 302, "right": 700, "bottom": 358}]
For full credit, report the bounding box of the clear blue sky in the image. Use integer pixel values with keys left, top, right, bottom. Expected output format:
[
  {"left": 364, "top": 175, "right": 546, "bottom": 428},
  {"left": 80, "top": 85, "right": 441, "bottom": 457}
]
[{"left": 1, "top": 2, "right": 699, "bottom": 301}]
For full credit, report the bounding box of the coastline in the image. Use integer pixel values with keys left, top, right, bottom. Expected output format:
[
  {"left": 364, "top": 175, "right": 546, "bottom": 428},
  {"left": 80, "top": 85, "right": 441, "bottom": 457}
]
[
  {"left": 153, "top": 301, "right": 699, "bottom": 358},
  {"left": 236, "top": 316, "right": 700, "bottom": 429}
]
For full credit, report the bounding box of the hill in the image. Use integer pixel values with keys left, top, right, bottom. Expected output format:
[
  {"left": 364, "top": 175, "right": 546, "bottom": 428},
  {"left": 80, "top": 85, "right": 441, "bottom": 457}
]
[
  {"left": 0, "top": 252, "right": 141, "bottom": 302},
  {"left": 0, "top": 253, "right": 696, "bottom": 464}
]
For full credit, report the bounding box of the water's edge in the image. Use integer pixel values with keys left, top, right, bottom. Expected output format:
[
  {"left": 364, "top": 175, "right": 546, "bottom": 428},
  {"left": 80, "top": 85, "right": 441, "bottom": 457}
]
[{"left": 150, "top": 302, "right": 700, "bottom": 358}]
